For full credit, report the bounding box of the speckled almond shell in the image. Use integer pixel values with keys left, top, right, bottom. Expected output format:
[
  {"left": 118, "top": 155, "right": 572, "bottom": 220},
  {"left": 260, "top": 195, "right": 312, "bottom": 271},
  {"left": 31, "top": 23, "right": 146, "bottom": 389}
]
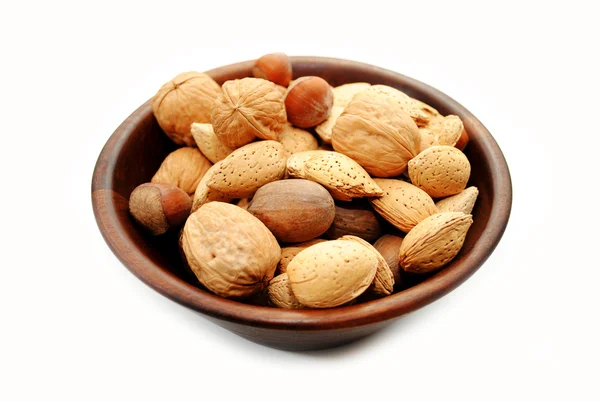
[
  {"left": 152, "top": 72, "right": 221, "bottom": 146},
  {"left": 369, "top": 179, "right": 438, "bottom": 233},
  {"left": 332, "top": 87, "right": 421, "bottom": 177},
  {"left": 190, "top": 123, "right": 233, "bottom": 163},
  {"left": 181, "top": 202, "right": 280, "bottom": 298},
  {"left": 436, "top": 186, "right": 479, "bottom": 214},
  {"left": 287, "top": 240, "right": 378, "bottom": 308},
  {"left": 285, "top": 150, "right": 329, "bottom": 179},
  {"left": 211, "top": 78, "right": 287, "bottom": 148},
  {"left": 399, "top": 212, "right": 473, "bottom": 274},
  {"left": 191, "top": 160, "right": 233, "bottom": 213},
  {"left": 206, "top": 140, "right": 286, "bottom": 198},
  {"left": 267, "top": 273, "right": 305, "bottom": 309},
  {"left": 303, "top": 151, "right": 384, "bottom": 200},
  {"left": 278, "top": 124, "right": 319, "bottom": 155},
  {"left": 339, "top": 235, "right": 394, "bottom": 296},
  {"left": 277, "top": 239, "right": 328, "bottom": 275},
  {"left": 408, "top": 145, "right": 471, "bottom": 198},
  {"left": 151, "top": 147, "right": 212, "bottom": 195}
]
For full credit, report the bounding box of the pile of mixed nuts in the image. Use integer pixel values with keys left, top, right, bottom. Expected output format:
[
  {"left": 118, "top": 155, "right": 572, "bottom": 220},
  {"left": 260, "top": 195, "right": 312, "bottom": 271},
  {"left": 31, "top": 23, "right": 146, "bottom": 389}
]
[{"left": 129, "top": 53, "right": 478, "bottom": 309}]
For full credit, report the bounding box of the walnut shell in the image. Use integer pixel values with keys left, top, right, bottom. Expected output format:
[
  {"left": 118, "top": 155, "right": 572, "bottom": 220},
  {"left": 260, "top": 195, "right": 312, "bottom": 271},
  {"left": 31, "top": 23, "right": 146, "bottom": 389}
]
[
  {"left": 332, "top": 87, "right": 421, "bottom": 177},
  {"left": 211, "top": 78, "right": 287, "bottom": 148},
  {"left": 181, "top": 202, "right": 280, "bottom": 298},
  {"left": 152, "top": 72, "right": 221, "bottom": 146},
  {"left": 151, "top": 147, "right": 212, "bottom": 195}
]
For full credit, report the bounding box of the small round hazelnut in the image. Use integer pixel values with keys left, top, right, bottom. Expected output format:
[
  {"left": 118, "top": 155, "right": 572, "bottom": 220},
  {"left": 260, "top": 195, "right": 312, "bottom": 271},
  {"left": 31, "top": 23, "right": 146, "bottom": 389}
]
[
  {"left": 252, "top": 53, "right": 293, "bottom": 87},
  {"left": 285, "top": 76, "right": 333, "bottom": 128},
  {"left": 129, "top": 183, "right": 192, "bottom": 235}
]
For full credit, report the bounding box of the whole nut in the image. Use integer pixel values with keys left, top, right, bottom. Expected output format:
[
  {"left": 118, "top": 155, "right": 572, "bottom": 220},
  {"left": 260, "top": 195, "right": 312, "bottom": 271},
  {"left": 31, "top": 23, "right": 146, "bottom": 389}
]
[
  {"left": 278, "top": 124, "right": 319, "bottom": 155},
  {"left": 181, "top": 202, "right": 281, "bottom": 298},
  {"left": 408, "top": 145, "right": 471, "bottom": 198},
  {"left": 302, "top": 151, "right": 384, "bottom": 200},
  {"left": 129, "top": 183, "right": 191, "bottom": 235},
  {"left": 267, "top": 273, "right": 305, "bottom": 309},
  {"left": 339, "top": 235, "right": 394, "bottom": 296},
  {"left": 152, "top": 71, "right": 221, "bottom": 146},
  {"left": 211, "top": 78, "right": 287, "bottom": 148},
  {"left": 206, "top": 140, "right": 287, "bottom": 198},
  {"left": 286, "top": 150, "right": 329, "bottom": 179},
  {"left": 369, "top": 179, "right": 438, "bottom": 233},
  {"left": 252, "top": 53, "right": 293, "bottom": 87},
  {"left": 435, "top": 186, "right": 479, "bottom": 214},
  {"left": 191, "top": 160, "right": 233, "bottom": 213},
  {"left": 332, "top": 87, "right": 421, "bottom": 177},
  {"left": 190, "top": 123, "right": 233, "bottom": 163},
  {"left": 277, "top": 239, "right": 328, "bottom": 274},
  {"left": 325, "top": 201, "right": 382, "bottom": 243},
  {"left": 373, "top": 234, "right": 404, "bottom": 286},
  {"left": 151, "top": 147, "right": 212, "bottom": 195},
  {"left": 247, "top": 179, "right": 335, "bottom": 243},
  {"left": 287, "top": 240, "right": 378, "bottom": 308},
  {"left": 399, "top": 212, "right": 473, "bottom": 274},
  {"left": 285, "top": 76, "right": 333, "bottom": 128}
]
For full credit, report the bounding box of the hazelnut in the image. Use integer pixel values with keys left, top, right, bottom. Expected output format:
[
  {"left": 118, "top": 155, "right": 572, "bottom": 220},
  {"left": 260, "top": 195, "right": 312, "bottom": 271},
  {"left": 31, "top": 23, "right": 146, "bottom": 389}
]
[
  {"left": 285, "top": 76, "right": 333, "bottom": 128},
  {"left": 455, "top": 128, "right": 470, "bottom": 151},
  {"left": 129, "top": 183, "right": 192, "bottom": 235},
  {"left": 252, "top": 53, "right": 293, "bottom": 87}
]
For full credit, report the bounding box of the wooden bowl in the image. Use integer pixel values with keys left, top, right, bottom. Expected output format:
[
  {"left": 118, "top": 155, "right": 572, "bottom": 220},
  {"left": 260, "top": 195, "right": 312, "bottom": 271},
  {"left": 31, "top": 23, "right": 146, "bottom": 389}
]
[{"left": 92, "top": 57, "right": 512, "bottom": 351}]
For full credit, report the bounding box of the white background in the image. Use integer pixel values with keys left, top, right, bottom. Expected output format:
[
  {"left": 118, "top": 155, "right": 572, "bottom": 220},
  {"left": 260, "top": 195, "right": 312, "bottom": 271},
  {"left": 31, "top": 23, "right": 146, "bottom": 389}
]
[{"left": 1, "top": 1, "right": 599, "bottom": 400}]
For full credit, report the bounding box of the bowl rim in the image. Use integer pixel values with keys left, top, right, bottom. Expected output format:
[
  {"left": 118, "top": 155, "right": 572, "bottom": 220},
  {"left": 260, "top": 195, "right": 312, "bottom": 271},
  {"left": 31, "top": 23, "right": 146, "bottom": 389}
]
[{"left": 92, "top": 56, "right": 512, "bottom": 331}]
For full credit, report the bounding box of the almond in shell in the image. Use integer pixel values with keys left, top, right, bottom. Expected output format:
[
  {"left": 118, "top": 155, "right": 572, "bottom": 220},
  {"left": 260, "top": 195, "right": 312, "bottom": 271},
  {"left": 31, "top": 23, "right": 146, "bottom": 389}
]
[
  {"left": 267, "top": 273, "right": 305, "bottom": 309},
  {"left": 277, "top": 239, "right": 328, "bottom": 274},
  {"left": 278, "top": 124, "right": 319, "bottom": 155},
  {"left": 190, "top": 123, "right": 233, "bottom": 163},
  {"left": 436, "top": 186, "right": 479, "bottom": 214},
  {"left": 191, "top": 160, "right": 233, "bottom": 213}
]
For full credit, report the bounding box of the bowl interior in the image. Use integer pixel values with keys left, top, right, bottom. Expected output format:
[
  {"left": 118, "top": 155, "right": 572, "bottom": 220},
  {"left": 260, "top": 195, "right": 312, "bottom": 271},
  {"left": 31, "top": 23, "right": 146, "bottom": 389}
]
[{"left": 92, "top": 57, "right": 511, "bottom": 330}]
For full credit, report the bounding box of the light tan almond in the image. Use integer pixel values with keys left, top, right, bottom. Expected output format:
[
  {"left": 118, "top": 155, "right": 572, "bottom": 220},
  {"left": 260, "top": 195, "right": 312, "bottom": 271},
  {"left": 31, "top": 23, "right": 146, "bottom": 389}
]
[
  {"left": 207, "top": 140, "right": 286, "bottom": 198},
  {"left": 191, "top": 160, "right": 233, "bottom": 213},
  {"left": 333, "top": 82, "right": 372, "bottom": 108},
  {"left": 436, "top": 186, "right": 479, "bottom": 214},
  {"left": 152, "top": 147, "right": 212, "bottom": 195},
  {"left": 399, "top": 212, "right": 473, "bottom": 274},
  {"left": 286, "top": 150, "right": 329, "bottom": 178},
  {"left": 267, "top": 273, "right": 305, "bottom": 309},
  {"left": 236, "top": 198, "right": 251, "bottom": 210},
  {"left": 287, "top": 240, "right": 378, "bottom": 308},
  {"left": 278, "top": 124, "right": 319, "bottom": 155},
  {"left": 332, "top": 87, "right": 421, "bottom": 177},
  {"left": 181, "top": 202, "right": 280, "bottom": 298},
  {"left": 315, "top": 106, "right": 344, "bottom": 144},
  {"left": 373, "top": 235, "right": 404, "bottom": 285},
  {"left": 339, "top": 235, "right": 394, "bottom": 296},
  {"left": 303, "top": 151, "right": 384, "bottom": 200},
  {"left": 190, "top": 123, "right": 233, "bottom": 163},
  {"left": 277, "top": 239, "right": 328, "bottom": 274},
  {"left": 408, "top": 145, "right": 471, "bottom": 198},
  {"left": 369, "top": 179, "right": 438, "bottom": 233}
]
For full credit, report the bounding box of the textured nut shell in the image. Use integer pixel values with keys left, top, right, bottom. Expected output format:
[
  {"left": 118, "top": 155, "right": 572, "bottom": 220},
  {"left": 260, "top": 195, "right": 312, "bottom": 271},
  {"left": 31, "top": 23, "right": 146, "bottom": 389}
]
[
  {"left": 332, "top": 82, "right": 372, "bottom": 108},
  {"left": 399, "top": 212, "right": 473, "bottom": 274},
  {"left": 247, "top": 180, "right": 335, "bottom": 243},
  {"left": 339, "top": 235, "right": 394, "bottom": 296},
  {"left": 373, "top": 235, "right": 404, "bottom": 285},
  {"left": 408, "top": 146, "right": 471, "bottom": 198},
  {"left": 315, "top": 106, "right": 343, "bottom": 144},
  {"left": 191, "top": 161, "right": 233, "bottom": 213},
  {"left": 332, "top": 87, "right": 421, "bottom": 177},
  {"left": 181, "top": 202, "right": 280, "bottom": 298},
  {"left": 369, "top": 179, "right": 438, "bottom": 233},
  {"left": 287, "top": 240, "right": 378, "bottom": 308},
  {"left": 152, "top": 72, "right": 221, "bottom": 146},
  {"left": 206, "top": 140, "right": 286, "bottom": 198},
  {"left": 211, "top": 78, "right": 287, "bottom": 148},
  {"left": 190, "top": 123, "right": 233, "bottom": 163},
  {"left": 436, "top": 186, "right": 479, "bottom": 214},
  {"left": 368, "top": 85, "right": 464, "bottom": 151},
  {"left": 267, "top": 273, "right": 305, "bottom": 309},
  {"left": 286, "top": 150, "right": 329, "bottom": 179},
  {"left": 285, "top": 77, "right": 333, "bottom": 128},
  {"left": 325, "top": 202, "right": 382, "bottom": 243},
  {"left": 277, "top": 239, "right": 328, "bottom": 274},
  {"left": 236, "top": 198, "right": 251, "bottom": 210},
  {"left": 151, "top": 147, "right": 212, "bottom": 195},
  {"left": 278, "top": 124, "right": 319, "bottom": 155},
  {"left": 252, "top": 53, "right": 293, "bottom": 87},
  {"left": 303, "top": 151, "right": 384, "bottom": 200},
  {"left": 129, "top": 183, "right": 191, "bottom": 236}
]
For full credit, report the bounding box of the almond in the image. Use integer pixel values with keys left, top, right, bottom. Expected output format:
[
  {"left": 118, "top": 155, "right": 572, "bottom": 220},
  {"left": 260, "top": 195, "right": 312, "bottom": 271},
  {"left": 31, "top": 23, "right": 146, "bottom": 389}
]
[
  {"left": 408, "top": 145, "right": 471, "bottom": 198},
  {"left": 436, "top": 186, "right": 479, "bottom": 214},
  {"left": 373, "top": 234, "right": 404, "bottom": 285},
  {"left": 191, "top": 160, "right": 233, "bottom": 213},
  {"left": 303, "top": 151, "right": 384, "bottom": 200},
  {"left": 399, "top": 212, "right": 473, "bottom": 274},
  {"left": 267, "top": 273, "right": 305, "bottom": 309},
  {"left": 206, "top": 140, "right": 286, "bottom": 198},
  {"left": 278, "top": 124, "right": 319, "bottom": 155},
  {"left": 287, "top": 240, "right": 378, "bottom": 308},
  {"left": 277, "top": 239, "right": 327, "bottom": 274},
  {"left": 190, "top": 122, "right": 233, "bottom": 163},
  {"left": 339, "top": 235, "right": 394, "bottom": 296},
  {"left": 286, "top": 150, "right": 329, "bottom": 179},
  {"left": 369, "top": 179, "right": 438, "bottom": 233}
]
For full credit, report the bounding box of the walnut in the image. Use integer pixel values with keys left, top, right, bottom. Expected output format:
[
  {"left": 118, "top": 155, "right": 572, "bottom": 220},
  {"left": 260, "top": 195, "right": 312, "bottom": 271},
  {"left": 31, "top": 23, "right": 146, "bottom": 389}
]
[{"left": 151, "top": 147, "right": 212, "bottom": 195}]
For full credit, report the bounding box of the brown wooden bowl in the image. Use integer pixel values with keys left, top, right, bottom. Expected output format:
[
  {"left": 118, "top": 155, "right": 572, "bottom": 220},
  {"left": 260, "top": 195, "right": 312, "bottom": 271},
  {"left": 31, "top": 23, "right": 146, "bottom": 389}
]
[{"left": 92, "top": 57, "right": 512, "bottom": 351}]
